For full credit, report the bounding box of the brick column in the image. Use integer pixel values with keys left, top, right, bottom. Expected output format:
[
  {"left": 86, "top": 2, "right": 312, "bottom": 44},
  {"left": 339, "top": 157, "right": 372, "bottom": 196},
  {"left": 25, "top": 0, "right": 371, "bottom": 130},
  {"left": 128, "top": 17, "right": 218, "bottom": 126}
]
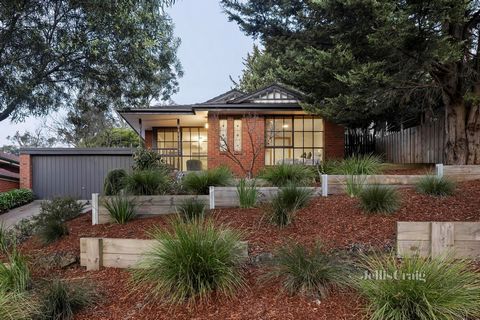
[
  {"left": 19, "top": 154, "right": 32, "bottom": 189},
  {"left": 145, "top": 130, "right": 153, "bottom": 149},
  {"left": 324, "top": 121, "right": 345, "bottom": 160}
]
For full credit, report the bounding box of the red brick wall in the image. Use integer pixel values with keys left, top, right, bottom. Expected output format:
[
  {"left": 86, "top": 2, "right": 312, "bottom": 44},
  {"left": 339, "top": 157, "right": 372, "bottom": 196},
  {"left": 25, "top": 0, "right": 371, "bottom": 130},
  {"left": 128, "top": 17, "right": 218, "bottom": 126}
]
[
  {"left": 19, "top": 154, "right": 32, "bottom": 189},
  {"left": 0, "top": 179, "right": 19, "bottom": 193},
  {"left": 324, "top": 120, "right": 345, "bottom": 159},
  {"left": 207, "top": 114, "right": 265, "bottom": 177},
  {"left": 145, "top": 130, "right": 153, "bottom": 149}
]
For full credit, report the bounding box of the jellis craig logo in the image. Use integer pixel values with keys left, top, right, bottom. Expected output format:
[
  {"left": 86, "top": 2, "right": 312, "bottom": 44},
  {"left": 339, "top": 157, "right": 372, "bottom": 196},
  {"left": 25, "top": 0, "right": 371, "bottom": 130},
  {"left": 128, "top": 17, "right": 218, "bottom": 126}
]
[{"left": 362, "top": 270, "right": 426, "bottom": 282}]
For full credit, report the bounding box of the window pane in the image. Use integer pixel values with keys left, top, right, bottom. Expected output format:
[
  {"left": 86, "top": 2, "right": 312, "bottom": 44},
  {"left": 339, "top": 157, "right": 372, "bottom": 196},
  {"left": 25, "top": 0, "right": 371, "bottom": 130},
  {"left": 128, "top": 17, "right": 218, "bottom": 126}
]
[
  {"left": 303, "top": 132, "right": 314, "bottom": 147},
  {"left": 314, "top": 149, "right": 324, "bottom": 161},
  {"left": 283, "top": 131, "right": 293, "bottom": 146},
  {"left": 294, "top": 118, "right": 303, "bottom": 131},
  {"left": 165, "top": 131, "right": 173, "bottom": 141},
  {"left": 182, "top": 129, "right": 190, "bottom": 141},
  {"left": 294, "top": 149, "right": 305, "bottom": 163},
  {"left": 294, "top": 132, "right": 303, "bottom": 148},
  {"left": 234, "top": 119, "right": 242, "bottom": 152},
  {"left": 191, "top": 129, "right": 200, "bottom": 142},
  {"left": 274, "top": 149, "right": 285, "bottom": 164},
  {"left": 283, "top": 118, "right": 292, "bottom": 131},
  {"left": 199, "top": 141, "right": 208, "bottom": 154},
  {"left": 274, "top": 118, "right": 283, "bottom": 131},
  {"left": 266, "top": 118, "right": 274, "bottom": 131},
  {"left": 191, "top": 142, "right": 200, "bottom": 155},
  {"left": 303, "top": 149, "right": 314, "bottom": 160},
  {"left": 182, "top": 142, "right": 191, "bottom": 156},
  {"left": 314, "top": 118, "right": 323, "bottom": 131},
  {"left": 273, "top": 131, "right": 284, "bottom": 146},
  {"left": 266, "top": 130, "right": 275, "bottom": 146},
  {"left": 265, "top": 149, "right": 274, "bottom": 165},
  {"left": 304, "top": 117, "right": 313, "bottom": 131},
  {"left": 313, "top": 132, "right": 323, "bottom": 147}
]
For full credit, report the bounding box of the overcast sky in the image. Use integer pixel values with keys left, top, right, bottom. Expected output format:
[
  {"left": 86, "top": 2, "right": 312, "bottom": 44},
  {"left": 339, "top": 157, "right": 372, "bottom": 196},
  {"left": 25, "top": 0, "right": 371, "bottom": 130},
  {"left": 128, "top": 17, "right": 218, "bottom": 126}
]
[{"left": 0, "top": 0, "right": 255, "bottom": 145}]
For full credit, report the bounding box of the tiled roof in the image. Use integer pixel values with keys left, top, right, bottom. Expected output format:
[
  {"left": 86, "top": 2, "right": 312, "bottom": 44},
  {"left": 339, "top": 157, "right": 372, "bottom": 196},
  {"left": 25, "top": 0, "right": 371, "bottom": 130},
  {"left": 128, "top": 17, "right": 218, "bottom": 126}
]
[{"left": 0, "top": 152, "right": 19, "bottom": 163}]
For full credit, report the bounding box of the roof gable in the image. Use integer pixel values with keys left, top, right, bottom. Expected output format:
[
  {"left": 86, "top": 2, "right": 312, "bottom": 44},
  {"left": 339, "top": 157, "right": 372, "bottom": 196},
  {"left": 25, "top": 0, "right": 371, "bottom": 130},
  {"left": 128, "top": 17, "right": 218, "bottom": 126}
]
[
  {"left": 202, "top": 89, "right": 245, "bottom": 104},
  {"left": 231, "top": 84, "right": 302, "bottom": 104}
]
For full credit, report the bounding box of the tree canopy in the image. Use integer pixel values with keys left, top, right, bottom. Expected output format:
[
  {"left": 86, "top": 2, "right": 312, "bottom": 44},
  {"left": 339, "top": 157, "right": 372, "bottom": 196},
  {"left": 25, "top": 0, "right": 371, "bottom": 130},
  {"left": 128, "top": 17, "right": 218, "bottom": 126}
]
[
  {"left": 222, "top": 0, "right": 480, "bottom": 164},
  {"left": 0, "top": 0, "right": 182, "bottom": 122}
]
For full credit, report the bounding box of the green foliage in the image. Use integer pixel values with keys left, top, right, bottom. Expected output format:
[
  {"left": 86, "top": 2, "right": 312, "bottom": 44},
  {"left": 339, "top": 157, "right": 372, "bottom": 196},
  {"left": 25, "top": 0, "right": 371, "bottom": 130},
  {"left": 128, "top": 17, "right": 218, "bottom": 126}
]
[
  {"left": 0, "top": 189, "right": 35, "bottom": 213},
  {"left": 176, "top": 198, "right": 206, "bottom": 222},
  {"left": 37, "top": 220, "right": 69, "bottom": 245},
  {"left": 132, "top": 219, "right": 246, "bottom": 304},
  {"left": 36, "top": 279, "right": 97, "bottom": 320},
  {"left": 133, "top": 148, "right": 170, "bottom": 171},
  {"left": 82, "top": 127, "right": 140, "bottom": 148},
  {"left": 236, "top": 179, "right": 258, "bottom": 208},
  {"left": 359, "top": 185, "right": 400, "bottom": 214},
  {"left": 269, "top": 184, "right": 312, "bottom": 227},
  {"left": 320, "top": 155, "right": 382, "bottom": 175},
  {"left": 416, "top": 176, "right": 456, "bottom": 197},
  {"left": 0, "top": 292, "right": 37, "bottom": 320},
  {"left": 355, "top": 253, "right": 480, "bottom": 320},
  {"left": 104, "top": 196, "right": 137, "bottom": 224},
  {"left": 345, "top": 175, "right": 367, "bottom": 197},
  {"left": 260, "top": 164, "right": 316, "bottom": 187},
  {"left": 37, "top": 198, "right": 85, "bottom": 224},
  {"left": 0, "top": 0, "right": 181, "bottom": 122},
  {"left": 0, "top": 249, "right": 30, "bottom": 293},
  {"left": 182, "top": 167, "right": 233, "bottom": 195},
  {"left": 103, "top": 169, "right": 128, "bottom": 196},
  {"left": 124, "top": 169, "right": 171, "bottom": 195},
  {"left": 267, "top": 243, "right": 348, "bottom": 298}
]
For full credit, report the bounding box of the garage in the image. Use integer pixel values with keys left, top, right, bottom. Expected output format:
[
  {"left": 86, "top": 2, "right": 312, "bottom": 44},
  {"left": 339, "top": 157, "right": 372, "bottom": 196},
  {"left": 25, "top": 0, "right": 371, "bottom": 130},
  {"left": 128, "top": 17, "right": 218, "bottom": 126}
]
[{"left": 20, "top": 148, "right": 134, "bottom": 199}]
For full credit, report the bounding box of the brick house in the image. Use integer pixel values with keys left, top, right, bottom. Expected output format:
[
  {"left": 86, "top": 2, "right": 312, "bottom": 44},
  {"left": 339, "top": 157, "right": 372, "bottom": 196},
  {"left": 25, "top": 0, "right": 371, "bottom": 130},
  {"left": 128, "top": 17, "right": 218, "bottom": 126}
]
[
  {"left": 119, "top": 84, "right": 344, "bottom": 176},
  {"left": 0, "top": 152, "right": 20, "bottom": 192}
]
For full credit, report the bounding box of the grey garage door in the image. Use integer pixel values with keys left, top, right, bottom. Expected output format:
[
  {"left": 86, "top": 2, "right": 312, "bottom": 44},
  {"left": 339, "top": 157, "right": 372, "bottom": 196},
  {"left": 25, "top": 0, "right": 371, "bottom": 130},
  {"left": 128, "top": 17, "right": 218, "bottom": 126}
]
[{"left": 30, "top": 149, "right": 134, "bottom": 199}]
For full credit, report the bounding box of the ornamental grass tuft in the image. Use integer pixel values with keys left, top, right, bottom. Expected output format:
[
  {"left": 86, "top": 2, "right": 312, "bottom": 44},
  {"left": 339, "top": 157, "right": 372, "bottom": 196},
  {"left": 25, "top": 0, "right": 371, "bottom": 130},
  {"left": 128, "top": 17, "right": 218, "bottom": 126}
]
[
  {"left": 416, "top": 175, "right": 456, "bottom": 197},
  {"left": 359, "top": 185, "right": 400, "bottom": 214}
]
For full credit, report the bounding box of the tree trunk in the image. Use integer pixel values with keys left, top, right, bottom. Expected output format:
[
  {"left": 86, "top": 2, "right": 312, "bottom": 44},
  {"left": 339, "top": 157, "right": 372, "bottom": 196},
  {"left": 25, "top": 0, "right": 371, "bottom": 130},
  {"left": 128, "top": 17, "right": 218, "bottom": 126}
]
[
  {"left": 444, "top": 98, "right": 468, "bottom": 164},
  {"left": 467, "top": 87, "right": 480, "bottom": 164}
]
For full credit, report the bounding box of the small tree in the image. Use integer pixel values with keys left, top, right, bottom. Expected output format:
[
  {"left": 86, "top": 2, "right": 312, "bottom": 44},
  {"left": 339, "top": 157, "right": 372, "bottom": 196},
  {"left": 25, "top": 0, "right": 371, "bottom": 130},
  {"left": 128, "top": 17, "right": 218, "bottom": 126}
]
[{"left": 214, "top": 113, "right": 264, "bottom": 178}]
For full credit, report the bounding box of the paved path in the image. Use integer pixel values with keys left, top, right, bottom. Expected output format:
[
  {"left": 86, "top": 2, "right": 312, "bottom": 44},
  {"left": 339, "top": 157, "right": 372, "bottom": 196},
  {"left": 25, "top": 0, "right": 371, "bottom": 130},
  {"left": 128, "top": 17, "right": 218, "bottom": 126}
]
[{"left": 0, "top": 200, "right": 91, "bottom": 228}]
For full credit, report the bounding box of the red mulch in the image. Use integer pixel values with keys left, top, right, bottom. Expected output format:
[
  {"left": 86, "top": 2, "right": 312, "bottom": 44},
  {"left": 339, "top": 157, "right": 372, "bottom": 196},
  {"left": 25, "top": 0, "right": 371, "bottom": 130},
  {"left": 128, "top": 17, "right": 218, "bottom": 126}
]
[{"left": 16, "top": 179, "right": 480, "bottom": 320}]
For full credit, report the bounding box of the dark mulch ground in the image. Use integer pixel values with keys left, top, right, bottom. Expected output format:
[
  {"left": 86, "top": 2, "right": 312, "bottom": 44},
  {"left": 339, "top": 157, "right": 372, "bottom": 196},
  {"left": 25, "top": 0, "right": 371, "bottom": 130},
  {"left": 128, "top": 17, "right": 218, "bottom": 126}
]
[{"left": 15, "top": 179, "right": 480, "bottom": 320}]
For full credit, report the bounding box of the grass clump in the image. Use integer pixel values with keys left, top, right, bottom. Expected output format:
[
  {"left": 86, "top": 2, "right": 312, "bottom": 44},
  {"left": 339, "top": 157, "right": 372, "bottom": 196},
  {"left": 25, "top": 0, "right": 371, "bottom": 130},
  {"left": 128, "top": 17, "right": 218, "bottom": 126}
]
[
  {"left": 0, "top": 249, "right": 30, "bottom": 293},
  {"left": 320, "top": 154, "right": 382, "bottom": 175},
  {"left": 416, "top": 175, "right": 456, "bottom": 197},
  {"left": 269, "top": 184, "right": 312, "bottom": 227},
  {"left": 103, "top": 196, "right": 136, "bottom": 224},
  {"left": 182, "top": 166, "right": 233, "bottom": 195},
  {"left": 103, "top": 169, "right": 127, "bottom": 195},
  {"left": 359, "top": 185, "right": 400, "bottom": 214},
  {"left": 267, "top": 243, "right": 349, "bottom": 298},
  {"left": 236, "top": 179, "right": 258, "bottom": 208},
  {"left": 36, "top": 279, "right": 97, "bottom": 320},
  {"left": 124, "top": 169, "right": 171, "bottom": 195},
  {"left": 355, "top": 253, "right": 480, "bottom": 320},
  {"left": 38, "top": 220, "right": 69, "bottom": 245},
  {"left": 132, "top": 219, "right": 246, "bottom": 304},
  {"left": 176, "top": 198, "right": 206, "bottom": 222},
  {"left": 0, "top": 292, "right": 37, "bottom": 320},
  {"left": 345, "top": 175, "right": 367, "bottom": 197},
  {"left": 260, "top": 164, "right": 316, "bottom": 187}
]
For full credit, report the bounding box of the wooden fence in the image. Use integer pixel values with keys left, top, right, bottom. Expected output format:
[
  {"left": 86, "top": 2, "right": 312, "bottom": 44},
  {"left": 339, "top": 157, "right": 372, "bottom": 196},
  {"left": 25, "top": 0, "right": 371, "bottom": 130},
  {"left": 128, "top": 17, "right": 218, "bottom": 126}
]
[
  {"left": 397, "top": 222, "right": 480, "bottom": 259},
  {"left": 80, "top": 237, "right": 249, "bottom": 270},
  {"left": 376, "top": 120, "right": 444, "bottom": 164},
  {"left": 92, "top": 194, "right": 209, "bottom": 224}
]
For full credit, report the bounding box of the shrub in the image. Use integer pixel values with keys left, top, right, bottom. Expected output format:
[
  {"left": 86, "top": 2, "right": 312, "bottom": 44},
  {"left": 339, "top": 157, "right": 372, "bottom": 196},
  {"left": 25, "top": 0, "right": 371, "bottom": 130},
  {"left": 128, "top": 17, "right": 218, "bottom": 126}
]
[
  {"left": 416, "top": 175, "right": 456, "bottom": 197},
  {"left": 176, "top": 198, "right": 206, "bottom": 222},
  {"left": 37, "top": 220, "right": 69, "bottom": 245},
  {"left": 0, "top": 292, "right": 37, "bottom": 320},
  {"left": 103, "top": 196, "right": 136, "bottom": 224},
  {"left": 236, "top": 179, "right": 258, "bottom": 208},
  {"left": 124, "top": 169, "right": 171, "bottom": 195},
  {"left": 355, "top": 253, "right": 480, "bottom": 320},
  {"left": 182, "top": 167, "right": 233, "bottom": 195},
  {"left": 133, "top": 147, "right": 170, "bottom": 171},
  {"left": 269, "top": 184, "right": 313, "bottom": 227},
  {"left": 359, "top": 185, "right": 400, "bottom": 214},
  {"left": 103, "top": 169, "right": 127, "bottom": 195},
  {"left": 0, "top": 249, "right": 30, "bottom": 293},
  {"left": 0, "top": 189, "right": 35, "bottom": 213},
  {"left": 132, "top": 219, "right": 246, "bottom": 304},
  {"left": 267, "top": 243, "right": 348, "bottom": 298},
  {"left": 260, "top": 164, "right": 316, "bottom": 187},
  {"left": 36, "top": 197, "right": 85, "bottom": 225},
  {"left": 36, "top": 279, "right": 97, "bottom": 320}
]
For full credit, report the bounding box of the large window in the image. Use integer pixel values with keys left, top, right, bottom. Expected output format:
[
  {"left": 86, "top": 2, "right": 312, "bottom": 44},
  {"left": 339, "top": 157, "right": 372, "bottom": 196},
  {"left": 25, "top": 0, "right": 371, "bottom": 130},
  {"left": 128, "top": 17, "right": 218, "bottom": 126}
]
[
  {"left": 155, "top": 127, "right": 207, "bottom": 171},
  {"left": 265, "top": 116, "right": 324, "bottom": 165}
]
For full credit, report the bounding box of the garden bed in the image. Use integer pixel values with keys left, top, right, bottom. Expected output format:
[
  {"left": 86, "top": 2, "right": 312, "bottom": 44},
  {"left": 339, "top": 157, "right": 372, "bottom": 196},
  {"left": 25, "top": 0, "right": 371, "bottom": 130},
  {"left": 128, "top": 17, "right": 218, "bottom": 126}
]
[{"left": 14, "top": 179, "right": 480, "bottom": 319}]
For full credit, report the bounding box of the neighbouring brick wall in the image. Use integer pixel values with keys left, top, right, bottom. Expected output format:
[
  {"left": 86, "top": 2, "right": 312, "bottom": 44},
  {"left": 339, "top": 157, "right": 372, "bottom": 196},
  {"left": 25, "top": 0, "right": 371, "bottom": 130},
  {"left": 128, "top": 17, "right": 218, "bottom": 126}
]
[
  {"left": 324, "top": 120, "right": 345, "bottom": 160},
  {"left": 0, "top": 179, "right": 19, "bottom": 192},
  {"left": 145, "top": 130, "right": 153, "bottom": 149},
  {"left": 208, "top": 114, "right": 265, "bottom": 177},
  {"left": 19, "top": 154, "right": 32, "bottom": 189}
]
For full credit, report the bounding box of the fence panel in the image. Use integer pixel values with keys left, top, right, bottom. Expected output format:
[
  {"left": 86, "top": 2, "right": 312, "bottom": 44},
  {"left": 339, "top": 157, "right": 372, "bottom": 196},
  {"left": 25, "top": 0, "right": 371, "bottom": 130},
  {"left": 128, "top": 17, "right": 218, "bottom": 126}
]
[{"left": 376, "top": 120, "right": 444, "bottom": 164}]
